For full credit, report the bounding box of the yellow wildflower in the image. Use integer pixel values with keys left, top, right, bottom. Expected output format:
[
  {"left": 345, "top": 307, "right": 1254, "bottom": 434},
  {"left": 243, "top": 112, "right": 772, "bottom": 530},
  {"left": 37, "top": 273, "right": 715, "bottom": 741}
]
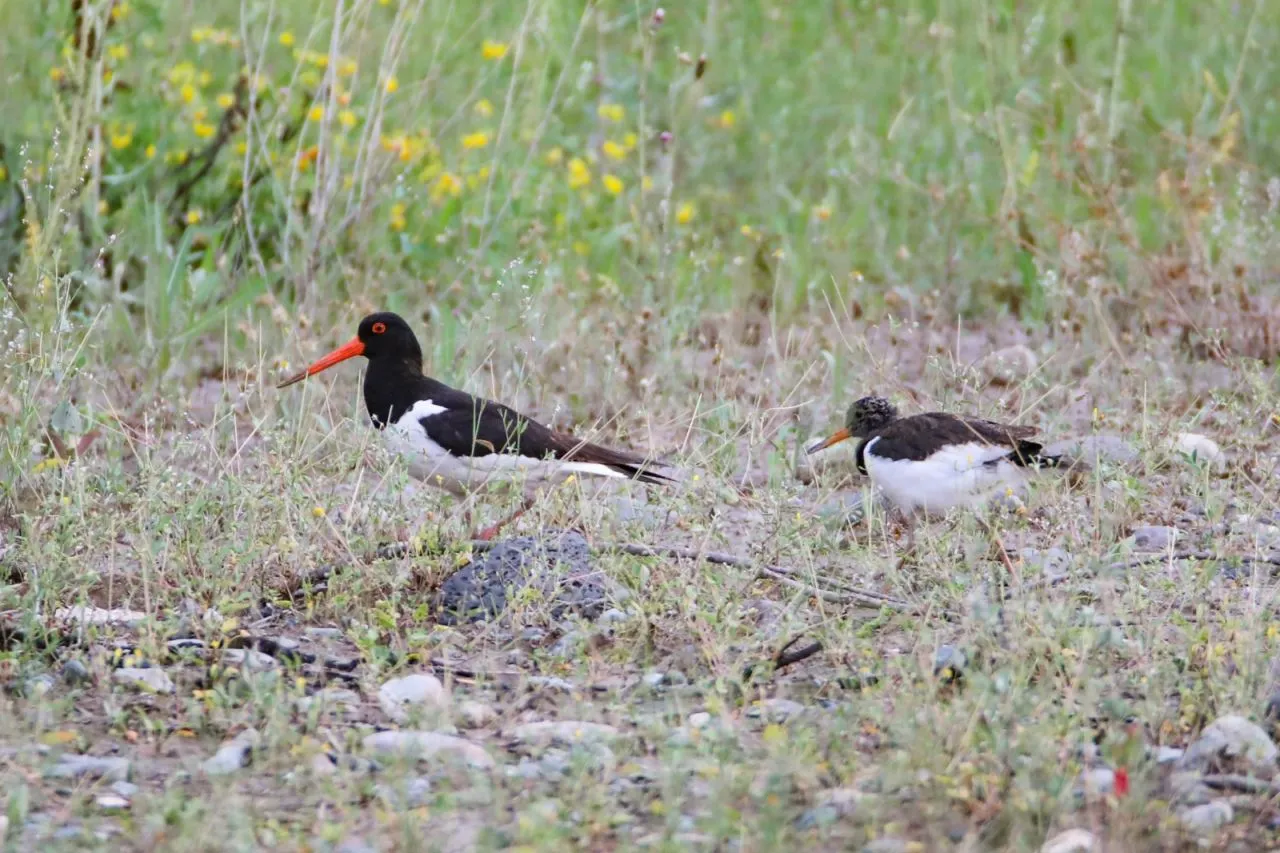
[
  {"left": 216, "top": 92, "right": 235, "bottom": 109},
  {"left": 602, "top": 174, "right": 623, "bottom": 195},
  {"left": 461, "top": 131, "right": 489, "bottom": 150},
  {"left": 308, "top": 105, "right": 325, "bottom": 121},
  {"left": 544, "top": 147, "right": 563, "bottom": 165},
  {"left": 813, "top": 204, "right": 832, "bottom": 221},
  {"left": 0, "top": 165, "right": 6, "bottom": 181},
  {"left": 602, "top": 140, "right": 625, "bottom": 161},
  {"left": 312, "top": 506, "right": 326, "bottom": 518},
  {"left": 431, "top": 172, "right": 462, "bottom": 201},
  {"left": 193, "top": 121, "right": 215, "bottom": 139},
  {"left": 567, "top": 157, "right": 590, "bottom": 189},
  {"left": 198, "top": 70, "right": 212, "bottom": 86},
  {"left": 623, "top": 132, "right": 638, "bottom": 150},
  {"left": 389, "top": 203, "right": 406, "bottom": 231},
  {"left": 339, "top": 109, "right": 357, "bottom": 129},
  {"left": 50, "top": 67, "right": 66, "bottom": 83},
  {"left": 111, "top": 2, "right": 131, "bottom": 20},
  {"left": 180, "top": 83, "right": 196, "bottom": 103},
  {"left": 573, "top": 241, "right": 590, "bottom": 256},
  {"left": 108, "top": 44, "right": 129, "bottom": 61},
  {"left": 145, "top": 144, "right": 156, "bottom": 159},
  {"left": 675, "top": 202, "right": 694, "bottom": 224},
  {"left": 279, "top": 31, "right": 295, "bottom": 47},
  {"left": 718, "top": 109, "right": 736, "bottom": 129},
  {"left": 186, "top": 209, "right": 203, "bottom": 225},
  {"left": 339, "top": 59, "right": 358, "bottom": 76},
  {"left": 384, "top": 76, "right": 399, "bottom": 94},
  {"left": 641, "top": 175, "right": 653, "bottom": 192},
  {"left": 481, "top": 40, "right": 508, "bottom": 61},
  {"left": 234, "top": 141, "right": 247, "bottom": 155},
  {"left": 110, "top": 130, "right": 132, "bottom": 150},
  {"left": 475, "top": 98, "right": 494, "bottom": 117},
  {"left": 598, "top": 103, "right": 625, "bottom": 122}
]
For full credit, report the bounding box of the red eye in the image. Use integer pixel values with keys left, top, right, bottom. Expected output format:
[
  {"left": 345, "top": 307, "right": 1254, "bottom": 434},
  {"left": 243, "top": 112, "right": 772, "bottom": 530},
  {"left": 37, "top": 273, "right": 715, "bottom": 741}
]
[{"left": 372, "top": 322, "right": 387, "bottom": 334}]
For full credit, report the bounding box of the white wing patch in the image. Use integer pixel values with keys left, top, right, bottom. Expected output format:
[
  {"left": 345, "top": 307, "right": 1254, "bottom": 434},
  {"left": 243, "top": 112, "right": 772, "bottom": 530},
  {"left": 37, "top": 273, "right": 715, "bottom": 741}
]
[
  {"left": 381, "top": 399, "right": 625, "bottom": 495},
  {"left": 863, "top": 437, "right": 1027, "bottom": 515}
]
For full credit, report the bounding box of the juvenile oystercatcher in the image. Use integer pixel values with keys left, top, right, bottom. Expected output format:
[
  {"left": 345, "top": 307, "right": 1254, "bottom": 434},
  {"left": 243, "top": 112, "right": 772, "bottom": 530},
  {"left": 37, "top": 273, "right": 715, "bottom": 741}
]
[
  {"left": 278, "top": 312, "right": 672, "bottom": 539},
  {"left": 806, "top": 395, "right": 1067, "bottom": 518}
]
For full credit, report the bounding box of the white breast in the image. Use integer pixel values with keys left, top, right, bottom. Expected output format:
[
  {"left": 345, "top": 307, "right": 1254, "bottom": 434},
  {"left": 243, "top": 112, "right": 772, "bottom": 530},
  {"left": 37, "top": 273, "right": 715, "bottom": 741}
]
[
  {"left": 381, "top": 400, "right": 627, "bottom": 496},
  {"left": 862, "top": 437, "right": 1028, "bottom": 516}
]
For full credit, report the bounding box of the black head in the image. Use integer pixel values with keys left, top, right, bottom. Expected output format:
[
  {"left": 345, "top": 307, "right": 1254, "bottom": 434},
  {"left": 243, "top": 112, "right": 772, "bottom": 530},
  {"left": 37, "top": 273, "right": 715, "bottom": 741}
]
[
  {"left": 355, "top": 312, "right": 423, "bottom": 365},
  {"left": 845, "top": 395, "right": 898, "bottom": 438},
  {"left": 276, "top": 311, "right": 424, "bottom": 388},
  {"left": 806, "top": 394, "right": 899, "bottom": 455}
]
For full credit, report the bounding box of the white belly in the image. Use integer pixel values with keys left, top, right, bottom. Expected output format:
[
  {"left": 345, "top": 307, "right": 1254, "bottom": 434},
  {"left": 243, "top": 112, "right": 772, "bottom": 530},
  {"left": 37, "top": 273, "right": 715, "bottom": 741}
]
[
  {"left": 381, "top": 400, "right": 626, "bottom": 496},
  {"left": 862, "top": 437, "right": 1028, "bottom": 516}
]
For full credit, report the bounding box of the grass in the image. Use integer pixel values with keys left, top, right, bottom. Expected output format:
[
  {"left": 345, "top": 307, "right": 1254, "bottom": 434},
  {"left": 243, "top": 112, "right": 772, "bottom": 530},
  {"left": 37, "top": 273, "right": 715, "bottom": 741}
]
[{"left": 1, "top": 0, "right": 1280, "bottom": 849}]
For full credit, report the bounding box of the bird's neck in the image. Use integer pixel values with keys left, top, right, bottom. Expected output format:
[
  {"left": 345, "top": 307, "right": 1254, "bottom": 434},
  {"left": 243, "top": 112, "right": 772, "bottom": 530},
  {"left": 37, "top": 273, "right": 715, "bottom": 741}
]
[{"left": 362, "top": 358, "right": 446, "bottom": 428}]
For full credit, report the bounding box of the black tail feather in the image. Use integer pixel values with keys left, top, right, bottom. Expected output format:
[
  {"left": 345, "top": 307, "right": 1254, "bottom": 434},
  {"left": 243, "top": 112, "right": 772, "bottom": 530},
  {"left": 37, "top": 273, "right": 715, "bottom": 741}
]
[{"left": 1008, "top": 440, "right": 1069, "bottom": 469}]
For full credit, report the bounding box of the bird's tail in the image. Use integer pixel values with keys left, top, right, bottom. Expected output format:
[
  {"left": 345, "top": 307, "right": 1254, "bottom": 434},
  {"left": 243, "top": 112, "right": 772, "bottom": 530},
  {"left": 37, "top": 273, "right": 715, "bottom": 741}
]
[{"left": 1009, "top": 440, "right": 1089, "bottom": 471}]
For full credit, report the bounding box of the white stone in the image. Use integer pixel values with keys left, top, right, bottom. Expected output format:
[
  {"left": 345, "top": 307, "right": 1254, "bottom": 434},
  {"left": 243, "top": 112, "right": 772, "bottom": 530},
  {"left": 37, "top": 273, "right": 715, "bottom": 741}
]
[
  {"left": 377, "top": 674, "right": 448, "bottom": 723},
  {"left": 456, "top": 701, "right": 497, "bottom": 729},
  {"left": 203, "top": 729, "right": 260, "bottom": 775},
  {"left": 362, "top": 731, "right": 493, "bottom": 769},
  {"left": 113, "top": 667, "right": 174, "bottom": 694},
  {"left": 1039, "top": 828, "right": 1099, "bottom": 853},
  {"left": 1179, "top": 800, "right": 1234, "bottom": 832},
  {"left": 54, "top": 606, "right": 148, "bottom": 627},
  {"left": 1172, "top": 432, "right": 1225, "bottom": 472}
]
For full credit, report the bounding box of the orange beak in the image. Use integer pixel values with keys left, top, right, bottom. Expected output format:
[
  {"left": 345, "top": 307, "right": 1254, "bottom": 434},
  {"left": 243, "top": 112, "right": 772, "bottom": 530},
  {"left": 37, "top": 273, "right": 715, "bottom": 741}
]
[
  {"left": 276, "top": 337, "right": 365, "bottom": 388},
  {"left": 805, "top": 426, "right": 852, "bottom": 455}
]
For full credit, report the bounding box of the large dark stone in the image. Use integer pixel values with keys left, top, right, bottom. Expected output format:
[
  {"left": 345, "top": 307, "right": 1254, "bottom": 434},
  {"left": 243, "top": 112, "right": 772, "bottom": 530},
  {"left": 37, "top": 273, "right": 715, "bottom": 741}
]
[{"left": 435, "top": 530, "right": 609, "bottom": 625}]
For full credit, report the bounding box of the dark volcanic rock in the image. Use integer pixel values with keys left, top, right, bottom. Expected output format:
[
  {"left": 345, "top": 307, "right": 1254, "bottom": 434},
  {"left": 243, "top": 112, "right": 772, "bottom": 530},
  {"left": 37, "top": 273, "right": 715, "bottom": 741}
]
[{"left": 435, "top": 530, "right": 609, "bottom": 625}]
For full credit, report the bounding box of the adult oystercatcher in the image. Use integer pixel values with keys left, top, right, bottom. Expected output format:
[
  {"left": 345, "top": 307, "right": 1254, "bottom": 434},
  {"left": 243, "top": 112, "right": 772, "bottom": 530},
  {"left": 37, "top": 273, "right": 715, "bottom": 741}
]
[
  {"left": 278, "top": 312, "right": 672, "bottom": 539},
  {"left": 806, "top": 395, "right": 1067, "bottom": 517}
]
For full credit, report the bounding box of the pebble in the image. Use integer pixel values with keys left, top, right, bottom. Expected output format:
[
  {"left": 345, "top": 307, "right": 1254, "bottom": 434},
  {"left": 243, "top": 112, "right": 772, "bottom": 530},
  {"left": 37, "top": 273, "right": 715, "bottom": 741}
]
[
  {"left": 1172, "top": 432, "right": 1226, "bottom": 472},
  {"left": 527, "top": 676, "right": 575, "bottom": 693},
  {"left": 60, "top": 659, "right": 91, "bottom": 686},
  {"left": 362, "top": 731, "right": 494, "bottom": 769},
  {"left": 1178, "top": 713, "right": 1278, "bottom": 773},
  {"left": 1179, "top": 799, "right": 1234, "bottom": 833},
  {"left": 933, "top": 645, "right": 968, "bottom": 681},
  {"left": 1155, "top": 746, "right": 1185, "bottom": 764},
  {"left": 748, "top": 698, "right": 804, "bottom": 723},
  {"left": 112, "top": 667, "right": 174, "bottom": 695},
  {"left": 1130, "top": 526, "right": 1179, "bottom": 552},
  {"left": 456, "top": 701, "right": 497, "bottom": 729},
  {"left": 981, "top": 344, "right": 1037, "bottom": 385},
  {"left": 598, "top": 609, "right": 629, "bottom": 626},
  {"left": 510, "top": 721, "right": 620, "bottom": 747},
  {"left": 688, "top": 712, "right": 712, "bottom": 729},
  {"left": 94, "top": 794, "right": 129, "bottom": 811},
  {"left": 548, "top": 631, "right": 584, "bottom": 658},
  {"left": 203, "top": 728, "right": 260, "bottom": 775},
  {"left": 220, "top": 649, "right": 277, "bottom": 671},
  {"left": 53, "top": 606, "right": 147, "bottom": 627},
  {"left": 1075, "top": 767, "right": 1115, "bottom": 798},
  {"left": 1019, "top": 547, "right": 1072, "bottom": 578},
  {"left": 23, "top": 674, "right": 54, "bottom": 698},
  {"left": 1039, "top": 828, "right": 1099, "bottom": 853},
  {"left": 375, "top": 776, "right": 431, "bottom": 809},
  {"left": 304, "top": 627, "right": 344, "bottom": 639},
  {"left": 46, "top": 755, "right": 130, "bottom": 782},
  {"left": 111, "top": 781, "right": 138, "bottom": 797},
  {"left": 377, "top": 674, "right": 448, "bottom": 724}
]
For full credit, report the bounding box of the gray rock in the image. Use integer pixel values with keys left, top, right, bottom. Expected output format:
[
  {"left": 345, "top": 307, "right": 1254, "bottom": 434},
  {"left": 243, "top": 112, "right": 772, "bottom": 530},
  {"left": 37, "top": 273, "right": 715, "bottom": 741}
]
[
  {"left": 220, "top": 649, "right": 277, "bottom": 671},
  {"left": 1169, "top": 771, "right": 1215, "bottom": 805},
  {"left": 376, "top": 776, "right": 431, "bottom": 809},
  {"left": 304, "top": 627, "right": 344, "bottom": 639},
  {"left": 94, "top": 794, "right": 129, "bottom": 811},
  {"left": 112, "top": 667, "right": 174, "bottom": 694},
  {"left": 981, "top": 344, "right": 1037, "bottom": 385},
  {"left": 527, "top": 676, "right": 575, "bottom": 693},
  {"left": 1155, "top": 746, "right": 1185, "bottom": 764},
  {"left": 362, "top": 731, "right": 493, "bottom": 769},
  {"left": 688, "top": 712, "right": 712, "bottom": 729},
  {"left": 61, "top": 659, "right": 91, "bottom": 686},
  {"left": 1019, "top": 547, "right": 1072, "bottom": 578},
  {"left": 1039, "top": 829, "right": 1099, "bottom": 853},
  {"left": 933, "top": 645, "right": 968, "bottom": 680},
  {"left": 643, "top": 672, "right": 667, "bottom": 689},
  {"left": 203, "top": 729, "right": 260, "bottom": 775},
  {"left": 53, "top": 606, "right": 147, "bottom": 628},
  {"left": 862, "top": 839, "right": 911, "bottom": 853},
  {"left": 46, "top": 755, "right": 130, "bottom": 782},
  {"left": 748, "top": 698, "right": 804, "bottom": 723},
  {"left": 435, "top": 530, "right": 612, "bottom": 624},
  {"left": 510, "top": 721, "right": 619, "bottom": 747},
  {"left": 1075, "top": 767, "right": 1115, "bottom": 797},
  {"left": 457, "top": 701, "right": 497, "bottom": 729},
  {"left": 377, "top": 674, "right": 448, "bottom": 724},
  {"left": 1179, "top": 714, "right": 1278, "bottom": 773},
  {"left": 598, "top": 609, "right": 629, "bottom": 626},
  {"left": 111, "top": 781, "right": 138, "bottom": 797},
  {"left": 1041, "top": 434, "right": 1138, "bottom": 466},
  {"left": 22, "top": 674, "right": 54, "bottom": 698},
  {"left": 1131, "top": 526, "right": 1180, "bottom": 551},
  {"left": 335, "top": 838, "right": 378, "bottom": 853},
  {"left": 1178, "top": 799, "right": 1234, "bottom": 833},
  {"left": 548, "top": 631, "right": 585, "bottom": 658}
]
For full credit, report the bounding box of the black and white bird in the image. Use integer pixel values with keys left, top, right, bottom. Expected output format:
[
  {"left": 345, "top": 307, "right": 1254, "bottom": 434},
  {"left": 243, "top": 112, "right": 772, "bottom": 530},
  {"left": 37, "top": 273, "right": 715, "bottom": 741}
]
[
  {"left": 806, "top": 395, "right": 1068, "bottom": 517},
  {"left": 278, "top": 312, "right": 672, "bottom": 538}
]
